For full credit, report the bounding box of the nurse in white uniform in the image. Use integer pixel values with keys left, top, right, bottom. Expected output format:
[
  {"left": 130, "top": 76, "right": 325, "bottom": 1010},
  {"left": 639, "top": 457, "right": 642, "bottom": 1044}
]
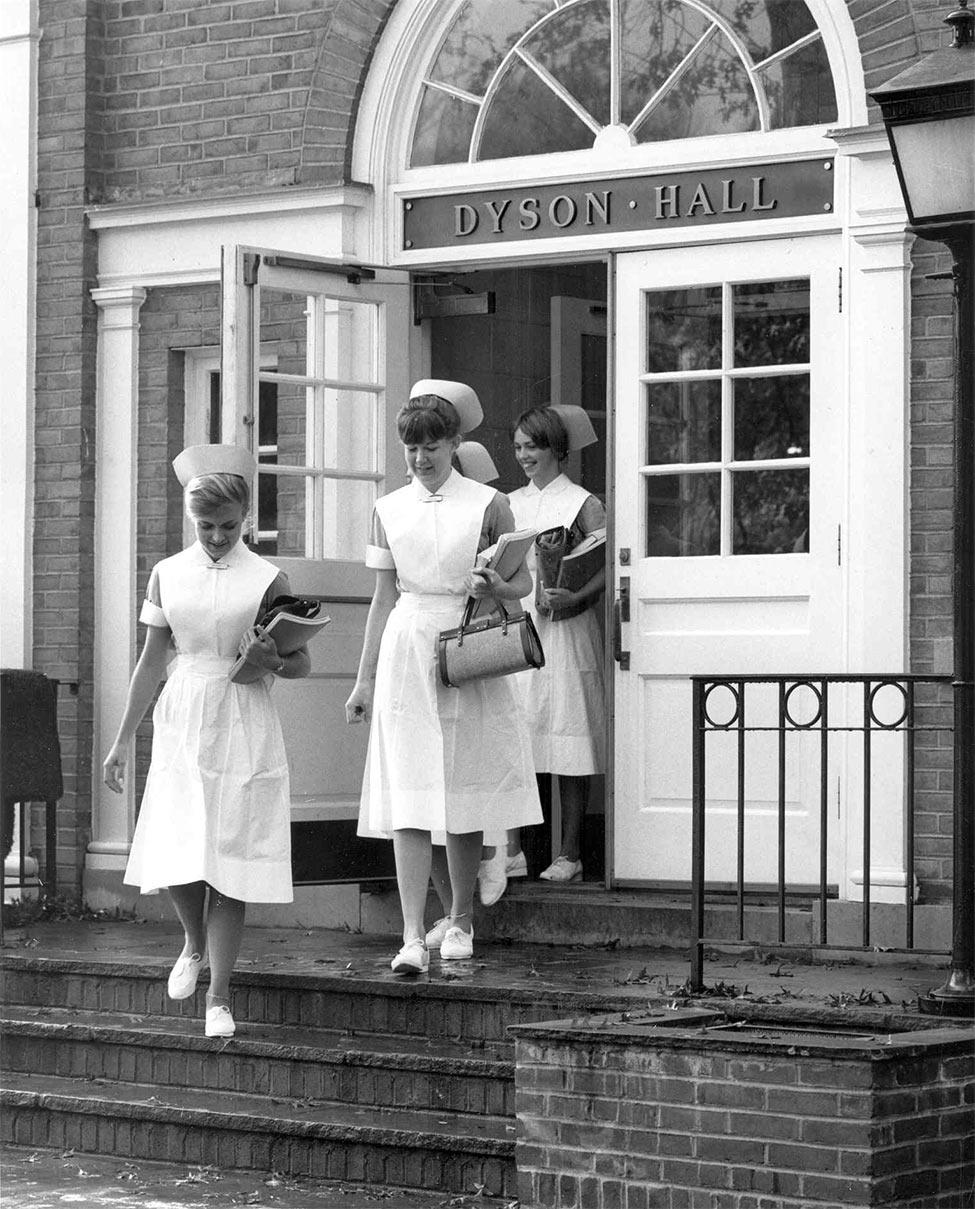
[
  {"left": 103, "top": 444, "right": 310, "bottom": 1037},
  {"left": 346, "top": 381, "right": 542, "bottom": 974},
  {"left": 506, "top": 405, "right": 607, "bottom": 883}
]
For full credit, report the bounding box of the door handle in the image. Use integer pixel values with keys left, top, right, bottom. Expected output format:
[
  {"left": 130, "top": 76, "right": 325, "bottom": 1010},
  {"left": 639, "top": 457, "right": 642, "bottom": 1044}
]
[{"left": 613, "top": 578, "right": 630, "bottom": 670}]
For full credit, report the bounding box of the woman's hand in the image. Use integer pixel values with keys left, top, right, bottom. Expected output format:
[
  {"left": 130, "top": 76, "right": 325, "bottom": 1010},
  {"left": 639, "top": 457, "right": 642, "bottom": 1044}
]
[
  {"left": 345, "top": 682, "right": 373, "bottom": 725},
  {"left": 103, "top": 743, "right": 127, "bottom": 794},
  {"left": 464, "top": 567, "right": 501, "bottom": 599},
  {"left": 539, "top": 586, "right": 578, "bottom": 614},
  {"left": 237, "top": 625, "right": 281, "bottom": 672}
]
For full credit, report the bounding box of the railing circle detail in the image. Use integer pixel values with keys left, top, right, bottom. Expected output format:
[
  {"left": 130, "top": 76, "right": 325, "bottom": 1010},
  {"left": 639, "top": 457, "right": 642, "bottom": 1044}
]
[
  {"left": 868, "top": 679, "right": 910, "bottom": 729},
  {"left": 703, "top": 680, "right": 741, "bottom": 728},
  {"left": 783, "top": 680, "right": 824, "bottom": 729}
]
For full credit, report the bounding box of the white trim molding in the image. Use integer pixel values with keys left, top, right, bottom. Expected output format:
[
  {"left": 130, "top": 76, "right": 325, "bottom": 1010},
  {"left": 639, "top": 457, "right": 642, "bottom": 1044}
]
[{"left": 89, "top": 286, "right": 147, "bottom": 873}]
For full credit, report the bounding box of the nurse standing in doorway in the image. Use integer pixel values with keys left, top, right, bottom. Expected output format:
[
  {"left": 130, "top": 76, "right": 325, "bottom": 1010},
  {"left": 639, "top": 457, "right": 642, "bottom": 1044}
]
[
  {"left": 346, "top": 381, "right": 542, "bottom": 973},
  {"left": 505, "top": 404, "right": 607, "bottom": 883}
]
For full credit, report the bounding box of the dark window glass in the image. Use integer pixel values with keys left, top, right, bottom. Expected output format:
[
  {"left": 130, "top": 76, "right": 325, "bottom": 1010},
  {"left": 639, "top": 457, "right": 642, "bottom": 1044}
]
[
  {"left": 411, "top": 87, "right": 478, "bottom": 167},
  {"left": 733, "top": 467, "right": 809, "bottom": 553},
  {"left": 478, "top": 58, "right": 596, "bottom": 159},
  {"left": 647, "top": 472, "right": 720, "bottom": 556},
  {"left": 733, "top": 279, "right": 809, "bottom": 367},
  {"left": 759, "top": 40, "right": 837, "bottom": 127},
  {"left": 733, "top": 375, "right": 810, "bottom": 461},
  {"left": 706, "top": 0, "right": 817, "bottom": 61},
  {"left": 631, "top": 30, "right": 759, "bottom": 143},
  {"left": 620, "top": 0, "right": 713, "bottom": 127},
  {"left": 430, "top": 0, "right": 553, "bottom": 96},
  {"left": 648, "top": 380, "right": 722, "bottom": 465},
  {"left": 523, "top": 0, "right": 610, "bottom": 128},
  {"left": 647, "top": 286, "right": 722, "bottom": 373}
]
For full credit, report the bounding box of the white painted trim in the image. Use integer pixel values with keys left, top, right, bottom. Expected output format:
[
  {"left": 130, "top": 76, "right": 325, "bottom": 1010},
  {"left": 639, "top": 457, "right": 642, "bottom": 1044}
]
[
  {"left": 352, "top": 0, "right": 869, "bottom": 262},
  {"left": 87, "top": 184, "right": 373, "bottom": 231},
  {"left": 0, "top": 0, "right": 38, "bottom": 670},
  {"left": 89, "top": 287, "right": 147, "bottom": 870}
]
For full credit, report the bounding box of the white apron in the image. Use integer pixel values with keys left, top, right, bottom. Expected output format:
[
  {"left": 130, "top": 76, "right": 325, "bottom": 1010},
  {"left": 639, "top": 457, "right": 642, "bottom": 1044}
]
[
  {"left": 124, "top": 541, "right": 294, "bottom": 903},
  {"left": 357, "top": 471, "right": 542, "bottom": 838},
  {"left": 509, "top": 475, "right": 607, "bottom": 775}
]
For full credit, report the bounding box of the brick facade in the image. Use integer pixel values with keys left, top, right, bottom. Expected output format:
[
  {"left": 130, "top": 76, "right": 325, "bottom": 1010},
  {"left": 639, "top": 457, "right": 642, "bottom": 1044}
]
[
  {"left": 28, "top": 0, "right": 963, "bottom": 904},
  {"left": 514, "top": 1010, "right": 975, "bottom": 1208}
]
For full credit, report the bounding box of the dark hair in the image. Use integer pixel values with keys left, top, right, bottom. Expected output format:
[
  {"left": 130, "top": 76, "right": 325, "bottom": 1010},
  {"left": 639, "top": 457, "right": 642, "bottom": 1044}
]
[
  {"left": 513, "top": 406, "right": 569, "bottom": 463},
  {"left": 396, "top": 394, "right": 463, "bottom": 443},
  {"left": 185, "top": 472, "right": 250, "bottom": 518}
]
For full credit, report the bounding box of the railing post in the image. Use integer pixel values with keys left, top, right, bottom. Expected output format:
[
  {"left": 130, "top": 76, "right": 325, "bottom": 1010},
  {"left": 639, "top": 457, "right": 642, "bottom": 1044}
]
[{"left": 690, "top": 677, "right": 706, "bottom": 992}]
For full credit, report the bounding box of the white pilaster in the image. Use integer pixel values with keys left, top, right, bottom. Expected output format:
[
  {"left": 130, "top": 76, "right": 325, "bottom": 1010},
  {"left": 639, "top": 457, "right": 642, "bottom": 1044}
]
[
  {"left": 0, "top": 1, "right": 39, "bottom": 668},
  {"left": 832, "top": 125, "right": 914, "bottom": 901},
  {"left": 88, "top": 286, "right": 147, "bottom": 877}
]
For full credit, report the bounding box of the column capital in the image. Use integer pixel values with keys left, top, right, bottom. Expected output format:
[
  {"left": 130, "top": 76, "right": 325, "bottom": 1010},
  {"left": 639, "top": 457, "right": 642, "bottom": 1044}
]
[{"left": 91, "top": 285, "right": 147, "bottom": 324}]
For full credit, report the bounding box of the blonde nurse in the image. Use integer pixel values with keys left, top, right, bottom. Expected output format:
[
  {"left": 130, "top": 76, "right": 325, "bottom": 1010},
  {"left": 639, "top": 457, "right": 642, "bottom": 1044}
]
[{"left": 103, "top": 444, "right": 309, "bottom": 1037}]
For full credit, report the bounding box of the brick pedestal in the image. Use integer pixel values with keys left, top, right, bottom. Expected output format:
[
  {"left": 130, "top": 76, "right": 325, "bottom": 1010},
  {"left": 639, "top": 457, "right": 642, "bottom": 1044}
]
[{"left": 513, "top": 1005, "right": 975, "bottom": 1209}]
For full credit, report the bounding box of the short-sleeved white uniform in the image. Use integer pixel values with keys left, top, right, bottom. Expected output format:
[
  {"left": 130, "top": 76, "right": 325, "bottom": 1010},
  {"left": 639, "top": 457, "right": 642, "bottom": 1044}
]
[
  {"left": 123, "top": 540, "right": 294, "bottom": 902},
  {"left": 509, "top": 474, "right": 607, "bottom": 775},
  {"left": 357, "top": 471, "right": 542, "bottom": 839}
]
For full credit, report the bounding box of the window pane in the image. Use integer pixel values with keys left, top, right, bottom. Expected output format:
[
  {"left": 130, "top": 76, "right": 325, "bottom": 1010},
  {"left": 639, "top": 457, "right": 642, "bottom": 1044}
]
[
  {"left": 620, "top": 0, "right": 713, "bottom": 127},
  {"left": 647, "top": 286, "right": 722, "bottom": 373},
  {"left": 273, "top": 475, "right": 308, "bottom": 558},
  {"left": 411, "top": 86, "right": 477, "bottom": 167},
  {"left": 704, "top": 0, "right": 817, "bottom": 62},
  {"left": 631, "top": 32, "right": 758, "bottom": 143},
  {"left": 478, "top": 58, "right": 596, "bottom": 159},
  {"left": 647, "top": 472, "right": 720, "bottom": 556},
  {"left": 323, "top": 479, "right": 378, "bottom": 562},
  {"left": 430, "top": 0, "right": 553, "bottom": 96},
  {"left": 759, "top": 39, "right": 837, "bottom": 127},
  {"left": 524, "top": 0, "right": 610, "bottom": 128},
  {"left": 733, "top": 279, "right": 809, "bottom": 367},
  {"left": 733, "top": 375, "right": 809, "bottom": 461},
  {"left": 733, "top": 468, "right": 809, "bottom": 553},
  {"left": 648, "top": 380, "right": 722, "bottom": 465},
  {"left": 268, "top": 378, "right": 310, "bottom": 468},
  {"left": 325, "top": 387, "right": 379, "bottom": 475}
]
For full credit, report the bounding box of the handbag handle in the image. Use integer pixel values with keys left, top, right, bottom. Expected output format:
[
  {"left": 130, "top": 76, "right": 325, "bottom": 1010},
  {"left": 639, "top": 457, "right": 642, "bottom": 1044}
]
[{"left": 457, "top": 596, "right": 509, "bottom": 645}]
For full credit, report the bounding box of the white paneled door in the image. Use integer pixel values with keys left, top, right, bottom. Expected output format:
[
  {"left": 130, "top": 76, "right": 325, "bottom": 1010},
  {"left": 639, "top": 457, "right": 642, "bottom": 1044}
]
[{"left": 612, "top": 237, "right": 847, "bottom": 887}]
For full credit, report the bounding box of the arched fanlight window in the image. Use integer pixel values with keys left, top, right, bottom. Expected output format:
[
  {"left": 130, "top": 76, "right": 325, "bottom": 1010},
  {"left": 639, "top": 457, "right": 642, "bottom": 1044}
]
[{"left": 411, "top": 0, "right": 837, "bottom": 165}]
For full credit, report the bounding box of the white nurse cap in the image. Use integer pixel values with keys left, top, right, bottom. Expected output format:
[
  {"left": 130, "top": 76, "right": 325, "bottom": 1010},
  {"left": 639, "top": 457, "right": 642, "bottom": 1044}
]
[
  {"left": 409, "top": 379, "right": 483, "bottom": 434},
  {"left": 547, "top": 404, "right": 598, "bottom": 452},
  {"left": 455, "top": 441, "right": 499, "bottom": 483},
  {"left": 173, "top": 444, "right": 257, "bottom": 486}
]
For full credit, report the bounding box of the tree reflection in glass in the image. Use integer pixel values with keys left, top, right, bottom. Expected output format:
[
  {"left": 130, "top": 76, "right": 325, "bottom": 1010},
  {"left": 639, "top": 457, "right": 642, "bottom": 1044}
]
[{"left": 410, "top": 0, "right": 838, "bottom": 166}]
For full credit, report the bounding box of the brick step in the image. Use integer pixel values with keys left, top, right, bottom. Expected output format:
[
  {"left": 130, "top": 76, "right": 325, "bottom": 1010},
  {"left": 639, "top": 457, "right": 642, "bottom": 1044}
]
[
  {"left": 1, "top": 1005, "right": 515, "bottom": 1117},
  {"left": 1, "top": 1071, "right": 517, "bottom": 1198},
  {"left": 1, "top": 953, "right": 633, "bottom": 1040}
]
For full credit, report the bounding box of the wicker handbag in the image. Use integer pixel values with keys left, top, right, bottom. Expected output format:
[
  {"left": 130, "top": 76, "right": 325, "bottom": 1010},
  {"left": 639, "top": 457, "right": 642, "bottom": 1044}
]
[{"left": 437, "top": 598, "right": 545, "bottom": 689}]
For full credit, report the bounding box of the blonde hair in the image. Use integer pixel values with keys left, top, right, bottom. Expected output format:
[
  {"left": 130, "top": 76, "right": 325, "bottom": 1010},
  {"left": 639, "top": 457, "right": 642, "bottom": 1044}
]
[{"left": 184, "top": 472, "right": 250, "bottom": 518}]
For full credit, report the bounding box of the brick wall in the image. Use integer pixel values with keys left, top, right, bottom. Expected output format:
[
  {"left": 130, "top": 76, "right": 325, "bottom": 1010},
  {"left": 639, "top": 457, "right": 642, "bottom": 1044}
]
[
  {"left": 33, "top": 1, "right": 102, "bottom": 893},
  {"left": 88, "top": 0, "right": 393, "bottom": 202},
  {"left": 29, "top": 0, "right": 964, "bottom": 902},
  {"left": 515, "top": 1012, "right": 975, "bottom": 1209}
]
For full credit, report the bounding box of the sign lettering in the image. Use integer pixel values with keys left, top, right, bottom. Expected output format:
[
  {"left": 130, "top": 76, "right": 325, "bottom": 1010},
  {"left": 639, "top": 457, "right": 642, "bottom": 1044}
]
[{"left": 404, "top": 159, "right": 832, "bottom": 250}]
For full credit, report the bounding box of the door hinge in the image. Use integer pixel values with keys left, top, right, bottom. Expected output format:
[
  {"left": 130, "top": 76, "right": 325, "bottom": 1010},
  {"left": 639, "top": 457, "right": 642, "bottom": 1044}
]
[
  {"left": 242, "top": 252, "right": 261, "bottom": 286},
  {"left": 838, "top": 266, "right": 843, "bottom": 313},
  {"left": 837, "top": 524, "right": 842, "bottom": 566}
]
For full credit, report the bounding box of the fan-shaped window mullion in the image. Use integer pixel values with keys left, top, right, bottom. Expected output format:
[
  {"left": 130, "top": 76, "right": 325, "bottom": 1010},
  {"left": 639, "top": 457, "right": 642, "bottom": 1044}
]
[
  {"left": 755, "top": 28, "right": 824, "bottom": 72},
  {"left": 626, "top": 22, "right": 720, "bottom": 137},
  {"left": 425, "top": 79, "right": 484, "bottom": 107},
  {"left": 470, "top": 4, "right": 590, "bottom": 160},
  {"left": 684, "top": 0, "right": 769, "bottom": 129},
  {"left": 517, "top": 47, "right": 603, "bottom": 135}
]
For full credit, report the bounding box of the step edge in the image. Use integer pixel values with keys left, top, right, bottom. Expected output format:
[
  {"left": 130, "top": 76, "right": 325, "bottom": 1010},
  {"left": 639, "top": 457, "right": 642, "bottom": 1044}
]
[{"left": 0, "top": 1085, "right": 516, "bottom": 1156}]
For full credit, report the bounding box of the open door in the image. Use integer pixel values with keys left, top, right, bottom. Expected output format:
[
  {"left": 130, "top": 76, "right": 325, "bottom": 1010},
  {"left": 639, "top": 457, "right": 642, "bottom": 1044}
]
[{"left": 221, "top": 246, "right": 410, "bottom": 882}]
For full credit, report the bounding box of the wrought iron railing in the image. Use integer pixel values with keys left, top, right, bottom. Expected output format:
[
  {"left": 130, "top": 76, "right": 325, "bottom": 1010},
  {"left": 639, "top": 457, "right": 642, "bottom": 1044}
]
[{"left": 689, "top": 673, "right": 954, "bottom": 991}]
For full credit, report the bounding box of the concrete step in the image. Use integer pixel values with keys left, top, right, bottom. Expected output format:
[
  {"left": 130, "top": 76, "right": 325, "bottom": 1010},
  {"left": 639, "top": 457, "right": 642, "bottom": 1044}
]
[
  {"left": 0, "top": 952, "right": 637, "bottom": 1038},
  {"left": 477, "top": 882, "right": 819, "bottom": 948},
  {"left": 0, "top": 1070, "right": 517, "bottom": 1198},
  {"left": 1, "top": 1004, "right": 515, "bottom": 1117}
]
